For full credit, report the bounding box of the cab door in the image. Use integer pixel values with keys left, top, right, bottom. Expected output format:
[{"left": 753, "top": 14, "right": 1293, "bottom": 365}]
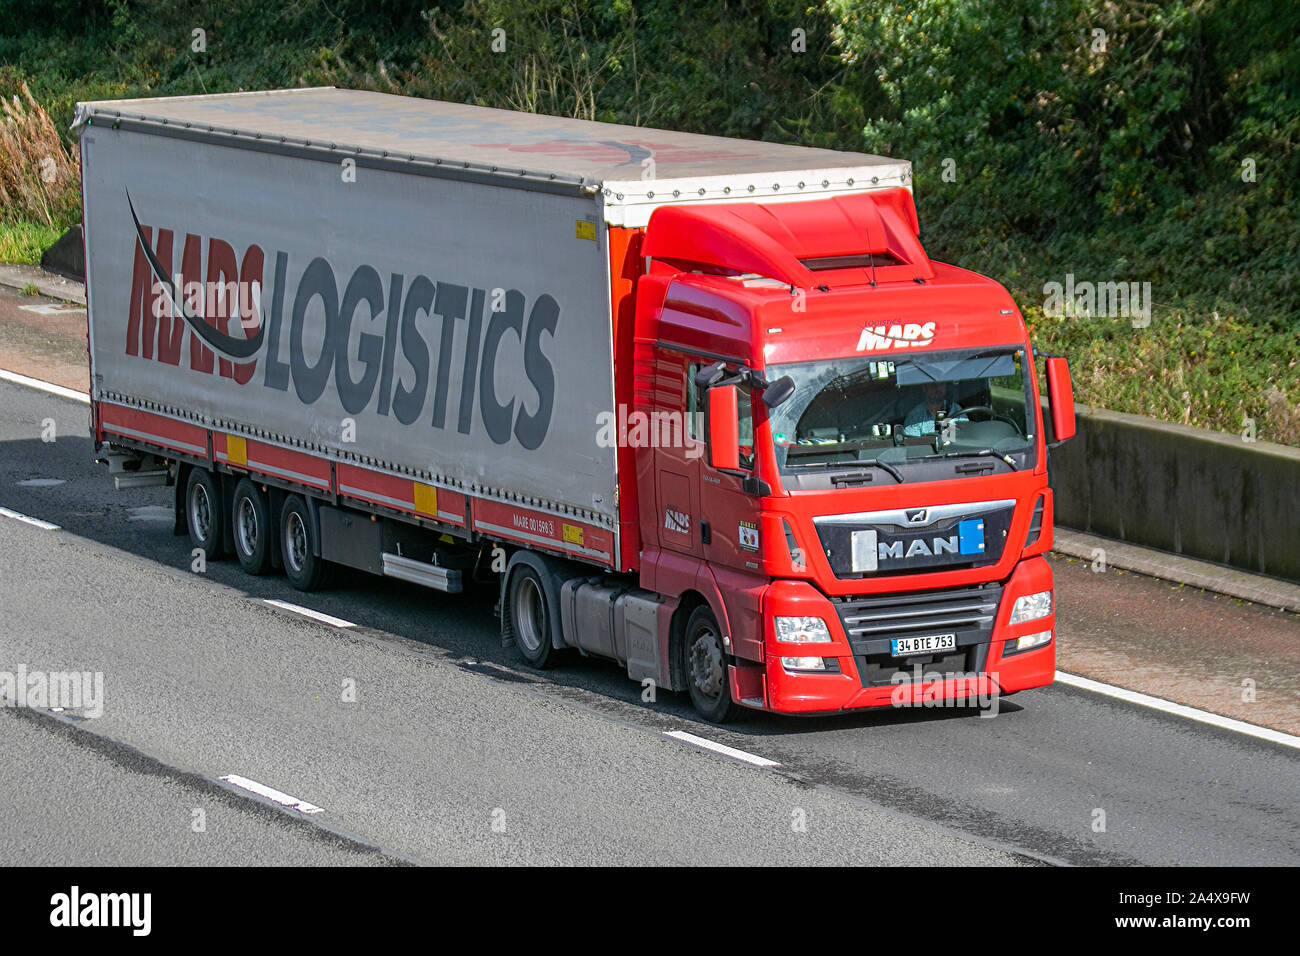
[
  {"left": 695, "top": 367, "right": 767, "bottom": 664},
  {"left": 653, "top": 352, "right": 702, "bottom": 559},
  {"left": 698, "top": 374, "right": 763, "bottom": 576}
]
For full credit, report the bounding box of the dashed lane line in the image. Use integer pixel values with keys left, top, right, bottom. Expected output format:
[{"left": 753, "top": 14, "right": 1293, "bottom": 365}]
[
  {"left": 262, "top": 598, "right": 356, "bottom": 629},
  {"left": 664, "top": 730, "right": 781, "bottom": 768},
  {"left": 218, "top": 774, "right": 324, "bottom": 814}
]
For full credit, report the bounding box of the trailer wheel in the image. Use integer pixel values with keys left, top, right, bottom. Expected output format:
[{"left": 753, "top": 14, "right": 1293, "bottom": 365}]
[
  {"left": 185, "top": 468, "right": 224, "bottom": 561},
  {"left": 684, "top": 605, "right": 739, "bottom": 723},
  {"left": 279, "top": 494, "right": 332, "bottom": 591},
  {"left": 505, "top": 565, "right": 558, "bottom": 668},
  {"left": 232, "top": 478, "right": 273, "bottom": 576}
]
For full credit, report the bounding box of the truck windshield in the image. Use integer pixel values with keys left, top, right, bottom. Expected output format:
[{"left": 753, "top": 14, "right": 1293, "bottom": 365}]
[{"left": 767, "top": 346, "right": 1037, "bottom": 483}]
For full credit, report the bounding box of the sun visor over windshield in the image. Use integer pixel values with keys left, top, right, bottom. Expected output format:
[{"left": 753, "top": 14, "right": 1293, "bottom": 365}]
[{"left": 895, "top": 352, "right": 1015, "bottom": 385}]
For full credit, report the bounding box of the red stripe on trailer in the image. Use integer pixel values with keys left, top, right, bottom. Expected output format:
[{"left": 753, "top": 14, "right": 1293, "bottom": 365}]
[
  {"left": 472, "top": 498, "right": 614, "bottom": 566},
  {"left": 336, "top": 463, "right": 466, "bottom": 527},
  {"left": 214, "top": 433, "right": 331, "bottom": 491},
  {"left": 99, "top": 403, "right": 209, "bottom": 459}
]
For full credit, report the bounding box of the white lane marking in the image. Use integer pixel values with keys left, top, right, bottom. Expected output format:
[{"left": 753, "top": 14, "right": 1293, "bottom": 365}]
[
  {"left": 17, "top": 478, "right": 66, "bottom": 488},
  {"left": 665, "top": 730, "right": 780, "bottom": 767},
  {"left": 219, "top": 774, "right": 324, "bottom": 814},
  {"left": 1055, "top": 671, "right": 1300, "bottom": 751},
  {"left": 0, "top": 368, "right": 89, "bottom": 404},
  {"left": 0, "top": 506, "right": 60, "bottom": 530},
  {"left": 262, "top": 598, "right": 356, "bottom": 629}
]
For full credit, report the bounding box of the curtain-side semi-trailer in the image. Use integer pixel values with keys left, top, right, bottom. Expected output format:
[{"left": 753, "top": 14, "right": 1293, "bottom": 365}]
[{"left": 77, "top": 87, "right": 1077, "bottom": 722}]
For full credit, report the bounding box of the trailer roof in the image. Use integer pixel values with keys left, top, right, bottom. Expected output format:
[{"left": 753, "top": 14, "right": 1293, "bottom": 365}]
[{"left": 76, "top": 87, "right": 911, "bottom": 225}]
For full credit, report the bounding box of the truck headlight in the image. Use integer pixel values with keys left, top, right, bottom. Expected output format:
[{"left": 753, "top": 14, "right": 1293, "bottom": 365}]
[
  {"left": 1011, "top": 630, "right": 1053, "bottom": 652},
  {"left": 780, "top": 656, "right": 828, "bottom": 672},
  {"left": 775, "top": 616, "right": 832, "bottom": 643},
  {"left": 1009, "top": 590, "right": 1052, "bottom": 624}
]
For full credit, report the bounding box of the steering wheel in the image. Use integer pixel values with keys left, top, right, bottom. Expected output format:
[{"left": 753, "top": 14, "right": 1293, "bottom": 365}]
[{"left": 945, "top": 405, "right": 1021, "bottom": 430}]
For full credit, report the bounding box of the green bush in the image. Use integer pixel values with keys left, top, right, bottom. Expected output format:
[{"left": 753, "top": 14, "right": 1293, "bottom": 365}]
[{"left": 826, "top": 0, "right": 1300, "bottom": 331}]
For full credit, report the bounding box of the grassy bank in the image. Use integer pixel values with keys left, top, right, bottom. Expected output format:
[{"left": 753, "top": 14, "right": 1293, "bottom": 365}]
[
  {"left": 1027, "top": 307, "right": 1300, "bottom": 445},
  {"left": 0, "top": 220, "right": 60, "bottom": 263}
]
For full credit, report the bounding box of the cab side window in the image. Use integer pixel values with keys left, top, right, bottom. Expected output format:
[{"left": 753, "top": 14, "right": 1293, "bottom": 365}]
[
  {"left": 690, "top": 361, "right": 754, "bottom": 472},
  {"left": 736, "top": 384, "right": 754, "bottom": 471},
  {"left": 687, "top": 362, "right": 702, "bottom": 442}
]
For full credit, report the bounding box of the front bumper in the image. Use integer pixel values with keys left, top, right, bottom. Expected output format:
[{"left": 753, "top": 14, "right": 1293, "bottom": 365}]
[{"left": 754, "top": 556, "right": 1056, "bottom": 714}]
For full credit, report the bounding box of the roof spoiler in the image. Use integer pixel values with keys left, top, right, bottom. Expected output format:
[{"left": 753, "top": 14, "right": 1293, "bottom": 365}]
[{"left": 642, "top": 187, "right": 933, "bottom": 287}]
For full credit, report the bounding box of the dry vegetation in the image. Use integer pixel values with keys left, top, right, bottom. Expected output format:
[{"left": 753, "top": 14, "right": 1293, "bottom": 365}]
[{"left": 0, "top": 82, "right": 80, "bottom": 229}]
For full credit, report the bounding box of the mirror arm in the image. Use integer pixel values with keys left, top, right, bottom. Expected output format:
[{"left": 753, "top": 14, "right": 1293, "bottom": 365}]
[
  {"left": 696, "top": 362, "right": 768, "bottom": 392},
  {"left": 693, "top": 361, "right": 727, "bottom": 389}
]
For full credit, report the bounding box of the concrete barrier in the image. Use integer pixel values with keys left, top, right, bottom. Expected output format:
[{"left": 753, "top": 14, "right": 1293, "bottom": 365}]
[
  {"left": 39, "top": 225, "right": 84, "bottom": 281},
  {"left": 1048, "top": 404, "right": 1300, "bottom": 583}
]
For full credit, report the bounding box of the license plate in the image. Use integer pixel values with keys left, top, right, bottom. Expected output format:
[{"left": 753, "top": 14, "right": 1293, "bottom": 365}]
[{"left": 891, "top": 633, "right": 957, "bottom": 657}]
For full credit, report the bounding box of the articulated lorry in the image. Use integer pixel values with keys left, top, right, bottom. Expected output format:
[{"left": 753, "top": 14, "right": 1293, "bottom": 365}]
[{"left": 78, "top": 87, "right": 1076, "bottom": 721}]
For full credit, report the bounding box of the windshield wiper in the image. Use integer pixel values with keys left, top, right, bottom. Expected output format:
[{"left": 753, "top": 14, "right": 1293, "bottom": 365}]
[
  {"left": 823, "top": 459, "right": 904, "bottom": 484},
  {"left": 916, "top": 448, "right": 1019, "bottom": 471}
]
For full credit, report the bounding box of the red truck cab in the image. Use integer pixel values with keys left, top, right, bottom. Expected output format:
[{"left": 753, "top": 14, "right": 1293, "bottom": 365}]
[{"left": 627, "top": 189, "right": 1076, "bottom": 720}]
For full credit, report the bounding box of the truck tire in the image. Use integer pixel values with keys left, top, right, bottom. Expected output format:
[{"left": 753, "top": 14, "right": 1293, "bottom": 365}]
[
  {"left": 232, "top": 478, "right": 273, "bottom": 576},
  {"left": 279, "top": 494, "right": 332, "bottom": 591},
  {"left": 185, "top": 467, "right": 224, "bottom": 561},
  {"left": 684, "top": 604, "right": 740, "bottom": 723},
  {"left": 504, "top": 565, "right": 559, "bottom": 669}
]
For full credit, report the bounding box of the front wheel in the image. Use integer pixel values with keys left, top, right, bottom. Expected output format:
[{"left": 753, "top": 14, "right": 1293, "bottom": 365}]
[{"left": 684, "top": 605, "right": 739, "bottom": 723}]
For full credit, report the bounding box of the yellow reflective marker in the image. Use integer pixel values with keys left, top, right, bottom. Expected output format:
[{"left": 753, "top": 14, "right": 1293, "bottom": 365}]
[
  {"left": 575, "top": 220, "right": 597, "bottom": 241},
  {"left": 413, "top": 482, "right": 438, "bottom": 516},
  {"left": 227, "top": 435, "right": 247, "bottom": 466}
]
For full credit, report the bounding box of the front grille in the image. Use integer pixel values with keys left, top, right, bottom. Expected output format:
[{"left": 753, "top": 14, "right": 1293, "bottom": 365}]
[
  {"left": 814, "top": 504, "right": 1015, "bottom": 579},
  {"left": 833, "top": 582, "right": 1002, "bottom": 687}
]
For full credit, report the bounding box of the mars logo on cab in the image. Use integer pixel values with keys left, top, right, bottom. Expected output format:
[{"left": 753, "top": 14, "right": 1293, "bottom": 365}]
[{"left": 856, "top": 321, "right": 935, "bottom": 352}]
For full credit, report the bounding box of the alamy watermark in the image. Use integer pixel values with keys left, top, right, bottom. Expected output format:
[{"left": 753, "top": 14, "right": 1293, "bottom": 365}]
[
  {"left": 50, "top": 886, "right": 150, "bottom": 936},
  {"left": 0, "top": 666, "right": 104, "bottom": 718},
  {"left": 1043, "top": 273, "right": 1152, "bottom": 328},
  {"left": 890, "top": 665, "right": 1001, "bottom": 717},
  {"left": 596, "top": 406, "right": 704, "bottom": 458}
]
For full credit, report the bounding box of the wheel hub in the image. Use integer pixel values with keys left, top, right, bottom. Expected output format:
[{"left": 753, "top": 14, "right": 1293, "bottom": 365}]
[
  {"left": 190, "top": 484, "right": 211, "bottom": 540},
  {"left": 512, "top": 576, "right": 545, "bottom": 653},
  {"left": 286, "top": 512, "right": 307, "bottom": 572},
  {"left": 237, "top": 497, "right": 258, "bottom": 554},
  {"left": 689, "top": 631, "right": 725, "bottom": 699}
]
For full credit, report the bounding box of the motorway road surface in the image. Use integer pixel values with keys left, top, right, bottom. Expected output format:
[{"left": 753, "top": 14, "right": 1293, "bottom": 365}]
[{"left": 0, "top": 378, "right": 1297, "bottom": 866}]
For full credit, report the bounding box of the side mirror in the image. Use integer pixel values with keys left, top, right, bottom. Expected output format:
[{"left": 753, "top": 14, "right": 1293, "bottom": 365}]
[
  {"left": 1045, "top": 356, "right": 1076, "bottom": 445},
  {"left": 707, "top": 383, "right": 740, "bottom": 471},
  {"left": 762, "top": 375, "right": 795, "bottom": 408}
]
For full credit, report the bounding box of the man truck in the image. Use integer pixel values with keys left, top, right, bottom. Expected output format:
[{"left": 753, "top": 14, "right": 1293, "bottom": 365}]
[{"left": 77, "top": 87, "right": 1076, "bottom": 721}]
